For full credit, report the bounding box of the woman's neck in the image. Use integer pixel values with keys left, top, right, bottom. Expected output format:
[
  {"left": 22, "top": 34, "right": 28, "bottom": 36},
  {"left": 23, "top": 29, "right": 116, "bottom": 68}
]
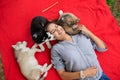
[{"left": 63, "top": 34, "right": 73, "bottom": 42}]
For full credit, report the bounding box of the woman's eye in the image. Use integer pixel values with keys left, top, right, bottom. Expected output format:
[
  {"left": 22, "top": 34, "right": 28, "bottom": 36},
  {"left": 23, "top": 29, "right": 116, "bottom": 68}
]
[
  {"left": 51, "top": 29, "right": 55, "bottom": 34},
  {"left": 50, "top": 25, "right": 58, "bottom": 34}
]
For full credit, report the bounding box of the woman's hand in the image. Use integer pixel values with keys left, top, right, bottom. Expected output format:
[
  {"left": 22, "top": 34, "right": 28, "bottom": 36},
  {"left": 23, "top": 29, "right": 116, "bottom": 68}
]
[
  {"left": 83, "top": 66, "right": 98, "bottom": 78},
  {"left": 75, "top": 24, "right": 91, "bottom": 35},
  {"left": 76, "top": 25, "right": 107, "bottom": 49}
]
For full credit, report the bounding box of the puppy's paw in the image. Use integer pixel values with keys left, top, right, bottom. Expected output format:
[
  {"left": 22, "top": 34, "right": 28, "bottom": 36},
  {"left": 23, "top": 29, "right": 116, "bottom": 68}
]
[{"left": 42, "top": 63, "right": 52, "bottom": 73}]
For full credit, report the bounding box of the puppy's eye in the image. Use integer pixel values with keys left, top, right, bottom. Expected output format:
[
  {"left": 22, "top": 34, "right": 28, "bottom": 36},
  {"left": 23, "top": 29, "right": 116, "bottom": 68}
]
[
  {"left": 50, "top": 25, "right": 58, "bottom": 34},
  {"left": 41, "top": 23, "right": 44, "bottom": 27},
  {"left": 33, "top": 34, "right": 38, "bottom": 38},
  {"left": 66, "top": 22, "right": 71, "bottom": 26},
  {"left": 61, "top": 17, "right": 64, "bottom": 20}
]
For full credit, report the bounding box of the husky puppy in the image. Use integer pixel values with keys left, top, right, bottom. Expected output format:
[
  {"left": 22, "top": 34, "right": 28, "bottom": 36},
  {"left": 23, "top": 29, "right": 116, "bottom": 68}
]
[
  {"left": 30, "top": 16, "right": 54, "bottom": 51},
  {"left": 12, "top": 41, "right": 52, "bottom": 80},
  {"left": 30, "top": 16, "right": 49, "bottom": 44},
  {"left": 57, "top": 10, "right": 81, "bottom": 35}
]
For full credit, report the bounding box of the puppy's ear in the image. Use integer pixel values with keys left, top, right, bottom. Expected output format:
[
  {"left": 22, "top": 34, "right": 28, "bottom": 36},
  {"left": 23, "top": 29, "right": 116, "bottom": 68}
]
[
  {"left": 23, "top": 41, "right": 27, "bottom": 46},
  {"left": 59, "top": 10, "right": 63, "bottom": 16},
  {"left": 12, "top": 45, "right": 16, "bottom": 49},
  {"left": 23, "top": 41, "right": 27, "bottom": 43},
  {"left": 73, "top": 19, "right": 80, "bottom": 25},
  {"left": 12, "top": 45, "right": 20, "bottom": 50},
  {"left": 76, "top": 19, "right": 80, "bottom": 23}
]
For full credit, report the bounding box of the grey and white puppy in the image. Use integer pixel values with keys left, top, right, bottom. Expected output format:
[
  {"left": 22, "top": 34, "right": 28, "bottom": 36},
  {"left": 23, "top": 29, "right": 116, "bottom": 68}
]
[
  {"left": 12, "top": 41, "right": 52, "bottom": 80},
  {"left": 57, "top": 10, "right": 81, "bottom": 35}
]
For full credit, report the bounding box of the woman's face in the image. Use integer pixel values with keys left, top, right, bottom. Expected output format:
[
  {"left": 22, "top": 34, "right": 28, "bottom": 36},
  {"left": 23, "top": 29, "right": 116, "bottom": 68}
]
[{"left": 47, "top": 23, "right": 66, "bottom": 40}]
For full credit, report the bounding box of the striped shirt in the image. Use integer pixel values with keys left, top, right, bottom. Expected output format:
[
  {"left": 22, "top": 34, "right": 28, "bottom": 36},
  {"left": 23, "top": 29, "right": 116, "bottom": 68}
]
[{"left": 51, "top": 32, "right": 107, "bottom": 80}]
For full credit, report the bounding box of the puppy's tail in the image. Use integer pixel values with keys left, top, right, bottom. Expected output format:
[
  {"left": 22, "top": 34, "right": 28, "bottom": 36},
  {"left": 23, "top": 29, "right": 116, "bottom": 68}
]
[
  {"left": 28, "top": 69, "right": 42, "bottom": 80},
  {"left": 39, "top": 64, "right": 52, "bottom": 80},
  {"left": 39, "top": 72, "right": 48, "bottom": 80}
]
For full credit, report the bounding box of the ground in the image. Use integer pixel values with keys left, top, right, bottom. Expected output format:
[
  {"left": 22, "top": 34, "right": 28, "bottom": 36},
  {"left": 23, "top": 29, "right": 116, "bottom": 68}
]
[
  {"left": 106, "top": 0, "right": 120, "bottom": 26},
  {"left": 0, "top": 54, "right": 5, "bottom": 80}
]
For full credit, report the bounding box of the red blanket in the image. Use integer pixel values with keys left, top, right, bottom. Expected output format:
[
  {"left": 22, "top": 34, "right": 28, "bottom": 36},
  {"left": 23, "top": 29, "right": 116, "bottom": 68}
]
[{"left": 0, "top": 0, "right": 120, "bottom": 80}]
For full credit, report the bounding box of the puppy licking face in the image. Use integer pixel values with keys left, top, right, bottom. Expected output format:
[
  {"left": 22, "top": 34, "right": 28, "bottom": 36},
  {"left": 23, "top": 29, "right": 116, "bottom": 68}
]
[
  {"left": 12, "top": 41, "right": 52, "bottom": 80},
  {"left": 57, "top": 12, "right": 81, "bottom": 35}
]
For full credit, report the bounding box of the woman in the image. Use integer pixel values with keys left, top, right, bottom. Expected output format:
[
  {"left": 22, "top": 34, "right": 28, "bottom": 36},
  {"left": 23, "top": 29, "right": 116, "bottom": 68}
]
[{"left": 46, "top": 22, "right": 110, "bottom": 80}]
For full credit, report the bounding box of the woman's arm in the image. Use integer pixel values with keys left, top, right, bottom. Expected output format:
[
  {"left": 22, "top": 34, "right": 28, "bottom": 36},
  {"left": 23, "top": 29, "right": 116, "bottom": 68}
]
[
  {"left": 58, "top": 69, "right": 80, "bottom": 80},
  {"left": 76, "top": 25, "right": 107, "bottom": 49},
  {"left": 57, "top": 66, "right": 98, "bottom": 80}
]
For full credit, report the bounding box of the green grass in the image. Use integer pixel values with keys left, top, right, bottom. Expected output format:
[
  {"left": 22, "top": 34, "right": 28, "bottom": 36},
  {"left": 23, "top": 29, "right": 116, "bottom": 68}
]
[
  {"left": 107, "top": 0, "right": 115, "bottom": 11},
  {"left": 106, "top": 0, "right": 120, "bottom": 26}
]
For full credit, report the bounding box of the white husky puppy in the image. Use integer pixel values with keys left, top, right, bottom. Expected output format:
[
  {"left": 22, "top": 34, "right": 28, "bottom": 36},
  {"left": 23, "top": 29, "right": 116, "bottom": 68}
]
[{"left": 12, "top": 41, "right": 52, "bottom": 80}]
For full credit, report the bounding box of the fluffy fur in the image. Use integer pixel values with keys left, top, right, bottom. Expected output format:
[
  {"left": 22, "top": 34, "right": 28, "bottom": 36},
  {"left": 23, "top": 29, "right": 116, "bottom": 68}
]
[
  {"left": 12, "top": 41, "right": 52, "bottom": 80},
  {"left": 57, "top": 10, "right": 81, "bottom": 35},
  {"left": 30, "top": 16, "right": 54, "bottom": 51},
  {"left": 30, "top": 16, "right": 50, "bottom": 44}
]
